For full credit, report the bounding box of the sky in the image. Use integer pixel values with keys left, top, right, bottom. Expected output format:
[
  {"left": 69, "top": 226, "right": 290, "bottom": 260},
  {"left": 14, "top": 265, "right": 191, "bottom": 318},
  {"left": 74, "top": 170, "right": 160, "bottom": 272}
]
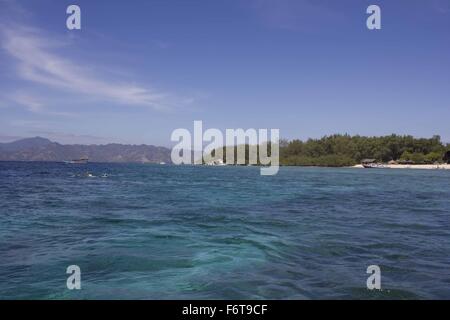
[{"left": 0, "top": 0, "right": 449, "bottom": 146}]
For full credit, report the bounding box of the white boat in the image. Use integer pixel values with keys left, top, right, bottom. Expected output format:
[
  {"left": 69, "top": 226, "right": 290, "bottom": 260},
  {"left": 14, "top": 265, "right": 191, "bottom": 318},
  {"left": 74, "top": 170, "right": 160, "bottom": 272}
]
[
  {"left": 362, "top": 163, "right": 388, "bottom": 169},
  {"left": 64, "top": 157, "right": 89, "bottom": 164}
]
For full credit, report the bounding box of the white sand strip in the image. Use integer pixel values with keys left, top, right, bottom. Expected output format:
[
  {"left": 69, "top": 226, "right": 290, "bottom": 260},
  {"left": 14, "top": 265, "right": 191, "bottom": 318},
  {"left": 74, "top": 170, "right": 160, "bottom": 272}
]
[{"left": 352, "top": 164, "right": 450, "bottom": 170}]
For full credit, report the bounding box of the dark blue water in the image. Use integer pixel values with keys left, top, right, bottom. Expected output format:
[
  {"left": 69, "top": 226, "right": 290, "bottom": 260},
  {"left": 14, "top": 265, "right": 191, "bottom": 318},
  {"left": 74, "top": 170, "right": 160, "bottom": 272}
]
[{"left": 0, "top": 162, "right": 449, "bottom": 299}]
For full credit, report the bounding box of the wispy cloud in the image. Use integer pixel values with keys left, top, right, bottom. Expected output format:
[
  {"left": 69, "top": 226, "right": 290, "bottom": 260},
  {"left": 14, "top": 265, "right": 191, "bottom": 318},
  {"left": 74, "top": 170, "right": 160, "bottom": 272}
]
[
  {"left": 10, "top": 119, "right": 52, "bottom": 130},
  {"left": 433, "top": 0, "right": 450, "bottom": 14},
  {"left": 0, "top": 134, "right": 25, "bottom": 143},
  {"left": 8, "top": 91, "right": 77, "bottom": 117},
  {"left": 1, "top": 25, "right": 179, "bottom": 111},
  {"left": 28, "top": 130, "right": 118, "bottom": 145},
  {"left": 9, "top": 92, "right": 44, "bottom": 113}
]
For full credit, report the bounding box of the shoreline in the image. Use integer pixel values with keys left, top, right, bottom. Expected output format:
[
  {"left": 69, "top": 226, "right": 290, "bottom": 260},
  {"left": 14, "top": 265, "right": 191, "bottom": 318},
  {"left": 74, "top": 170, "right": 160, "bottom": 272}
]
[
  {"left": 352, "top": 164, "right": 450, "bottom": 170},
  {"left": 1, "top": 160, "right": 450, "bottom": 170}
]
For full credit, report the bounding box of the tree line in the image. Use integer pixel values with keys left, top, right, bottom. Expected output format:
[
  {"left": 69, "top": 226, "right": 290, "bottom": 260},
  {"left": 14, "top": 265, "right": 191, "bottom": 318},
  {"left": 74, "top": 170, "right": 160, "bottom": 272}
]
[
  {"left": 209, "top": 134, "right": 450, "bottom": 167},
  {"left": 281, "top": 134, "right": 448, "bottom": 166}
]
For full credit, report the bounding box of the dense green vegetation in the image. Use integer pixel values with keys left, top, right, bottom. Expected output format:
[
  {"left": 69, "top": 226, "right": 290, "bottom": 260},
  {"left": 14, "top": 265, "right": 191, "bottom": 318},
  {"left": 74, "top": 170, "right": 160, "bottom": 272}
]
[
  {"left": 280, "top": 134, "right": 449, "bottom": 166},
  {"left": 208, "top": 134, "right": 450, "bottom": 167}
]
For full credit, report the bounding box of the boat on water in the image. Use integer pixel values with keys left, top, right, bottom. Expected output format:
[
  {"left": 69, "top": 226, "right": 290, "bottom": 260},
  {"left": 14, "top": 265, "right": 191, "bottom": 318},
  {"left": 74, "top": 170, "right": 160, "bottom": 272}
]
[
  {"left": 361, "top": 158, "right": 388, "bottom": 169},
  {"left": 64, "top": 157, "right": 89, "bottom": 164},
  {"left": 362, "top": 163, "right": 388, "bottom": 169}
]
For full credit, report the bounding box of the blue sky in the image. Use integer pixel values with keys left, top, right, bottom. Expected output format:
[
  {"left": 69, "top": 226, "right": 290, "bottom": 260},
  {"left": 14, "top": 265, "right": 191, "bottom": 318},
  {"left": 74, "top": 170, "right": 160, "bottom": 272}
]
[{"left": 0, "top": 0, "right": 449, "bottom": 146}]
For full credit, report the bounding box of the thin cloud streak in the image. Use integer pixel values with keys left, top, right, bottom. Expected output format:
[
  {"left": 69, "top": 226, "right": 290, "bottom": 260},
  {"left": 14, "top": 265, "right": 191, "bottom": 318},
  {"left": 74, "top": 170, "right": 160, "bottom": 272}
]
[
  {"left": 1, "top": 25, "right": 176, "bottom": 111},
  {"left": 28, "top": 130, "right": 120, "bottom": 145},
  {"left": 433, "top": 0, "right": 450, "bottom": 14},
  {"left": 9, "top": 92, "right": 77, "bottom": 117},
  {"left": 10, "top": 92, "right": 43, "bottom": 113},
  {"left": 0, "top": 134, "right": 26, "bottom": 143}
]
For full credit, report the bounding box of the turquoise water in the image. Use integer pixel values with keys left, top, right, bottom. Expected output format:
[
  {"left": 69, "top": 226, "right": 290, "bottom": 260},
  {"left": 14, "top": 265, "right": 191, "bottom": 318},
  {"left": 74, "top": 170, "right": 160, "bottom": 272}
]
[{"left": 0, "top": 162, "right": 450, "bottom": 299}]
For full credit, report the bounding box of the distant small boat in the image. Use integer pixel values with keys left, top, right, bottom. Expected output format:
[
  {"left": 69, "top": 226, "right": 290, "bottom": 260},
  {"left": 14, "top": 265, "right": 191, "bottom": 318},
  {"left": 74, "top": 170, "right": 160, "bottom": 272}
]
[
  {"left": 64, "top": 157, "right": 89, "bottom": 164},
  {"left": 362, "top": 163, "right": 388, "bottom": 169}
]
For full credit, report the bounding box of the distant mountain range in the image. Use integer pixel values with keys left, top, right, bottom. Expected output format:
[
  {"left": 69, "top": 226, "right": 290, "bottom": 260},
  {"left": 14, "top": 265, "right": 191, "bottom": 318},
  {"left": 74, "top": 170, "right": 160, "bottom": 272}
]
[{"left": 0, "top": 137, "right": 172, "bottom": 163}]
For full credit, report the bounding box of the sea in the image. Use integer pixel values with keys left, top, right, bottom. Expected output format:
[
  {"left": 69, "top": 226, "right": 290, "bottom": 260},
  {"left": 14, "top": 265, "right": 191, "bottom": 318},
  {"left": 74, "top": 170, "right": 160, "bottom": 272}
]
[{"left": 0, "top": 161, "right": 449, "bottom": 299}]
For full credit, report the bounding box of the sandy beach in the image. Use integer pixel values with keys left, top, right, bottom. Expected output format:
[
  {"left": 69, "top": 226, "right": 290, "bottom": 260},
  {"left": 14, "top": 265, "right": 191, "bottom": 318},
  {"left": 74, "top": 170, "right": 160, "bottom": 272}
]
[{"left": 353, "top": 164, "right": 450, "bottom": 170}]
